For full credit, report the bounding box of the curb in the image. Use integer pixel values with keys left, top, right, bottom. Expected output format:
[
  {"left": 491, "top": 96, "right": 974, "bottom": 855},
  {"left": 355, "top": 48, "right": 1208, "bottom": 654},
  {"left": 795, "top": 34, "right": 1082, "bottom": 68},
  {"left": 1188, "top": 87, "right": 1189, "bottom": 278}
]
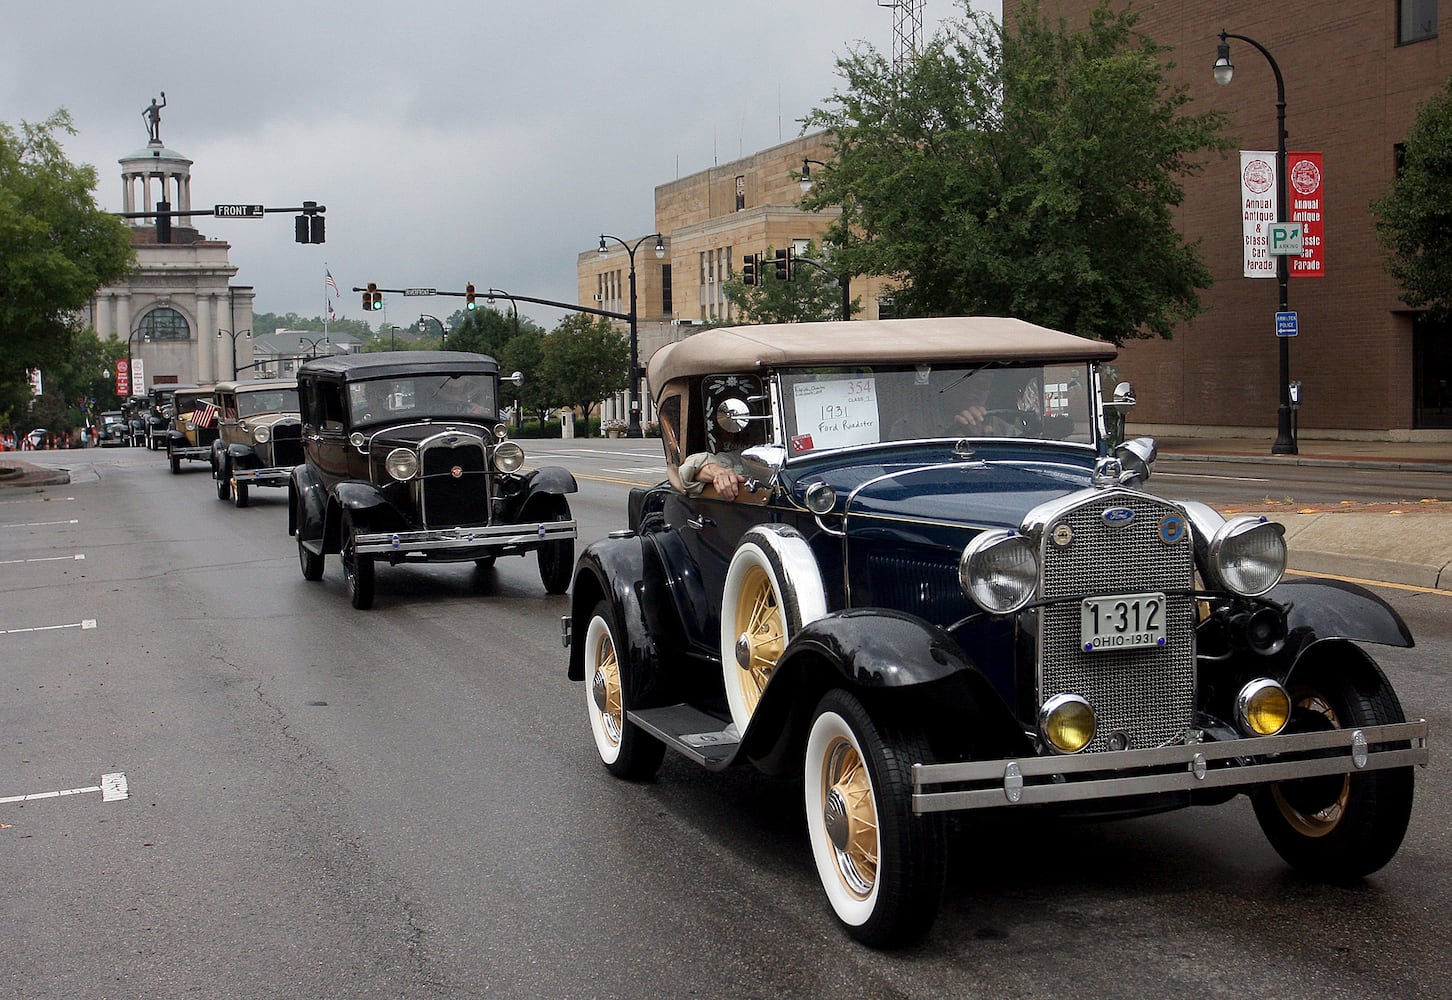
[{"left": 1162, "top": 451, "right": 1452, "bottom": 474}]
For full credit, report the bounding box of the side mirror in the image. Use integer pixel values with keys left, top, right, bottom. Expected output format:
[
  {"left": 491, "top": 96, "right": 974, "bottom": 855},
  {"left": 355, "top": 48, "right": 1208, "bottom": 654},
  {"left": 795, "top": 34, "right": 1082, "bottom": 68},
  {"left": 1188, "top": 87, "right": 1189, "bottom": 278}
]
[
  {"left": 503, "top": 370, "right": 524, "bottom": 388},
  {"left": 714, "top": 397, "right": 751, "bottom": 434},
  {"left": 1107, "top": 381, "right": 1136, "bottom": 408}
]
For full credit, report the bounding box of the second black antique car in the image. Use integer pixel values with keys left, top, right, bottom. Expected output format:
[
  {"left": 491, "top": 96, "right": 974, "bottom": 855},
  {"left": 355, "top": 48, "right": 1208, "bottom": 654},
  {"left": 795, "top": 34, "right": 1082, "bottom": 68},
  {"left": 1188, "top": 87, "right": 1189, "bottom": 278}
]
[
  {"left": 289, "top": 351, "right": 578, "bottom": 609},
  {"left": 563, "top": 317, "right": 1428, "bottom": 947}
]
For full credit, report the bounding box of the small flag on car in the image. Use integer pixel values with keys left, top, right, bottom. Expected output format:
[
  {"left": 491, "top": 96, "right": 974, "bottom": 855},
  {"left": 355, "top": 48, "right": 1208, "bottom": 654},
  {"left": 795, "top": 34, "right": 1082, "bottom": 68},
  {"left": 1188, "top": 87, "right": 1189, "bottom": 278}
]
[{"left": 192, "top": 399, "right": 218, "bottom": 428}]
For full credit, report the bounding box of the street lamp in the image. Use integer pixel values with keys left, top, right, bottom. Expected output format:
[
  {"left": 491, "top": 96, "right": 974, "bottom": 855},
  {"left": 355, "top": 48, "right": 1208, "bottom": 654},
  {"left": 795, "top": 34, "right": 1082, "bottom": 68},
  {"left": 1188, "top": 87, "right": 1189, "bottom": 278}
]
[
  {"left": 1215, "top": 30, "right": 1297, "bottom": 455},
  {"left": 418, "top": 313, "right": 447, "bottom": 347},
  {"left": 799, "top": 157, "right": 827, "bottom": 195},
  {"left": 598, "top": 232, "right": 665, "bottom": 438},
  {"left": 126, "top": 319, "right": 152, "bottom": 398},
  {"left": 300, "top": 335, "right": 329, "bottom": 358},
  {"left": 217, "top": 327, "right": 251, "bottom": 380}
]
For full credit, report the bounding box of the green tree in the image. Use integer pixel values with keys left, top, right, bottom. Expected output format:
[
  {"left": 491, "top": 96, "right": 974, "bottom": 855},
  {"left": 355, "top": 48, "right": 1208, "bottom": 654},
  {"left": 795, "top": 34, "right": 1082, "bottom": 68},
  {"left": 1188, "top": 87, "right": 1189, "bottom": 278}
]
[
  {"left": 0, "top": 110, "right": 134, "bottom": 427},
  {"left": 539, "top": 313, "right": 628, "bottom": 436},
  {"left": 497, "top": 327, "right": 548, "bottom": 429},
  {"left": 803, "top": 0, "right": 1231, "bottom": 345},
  {"left": 722, "top": 242, "right": 855, "bottom": 323},
  {"left": 445, "top": 304, "right": 543, "bottom": 357},
  {"left": 1373, "top": 74, "right": 1452, "bottom": 319},
  {"left": 251, "top": 310, "right": 377, "bottom": 343}
]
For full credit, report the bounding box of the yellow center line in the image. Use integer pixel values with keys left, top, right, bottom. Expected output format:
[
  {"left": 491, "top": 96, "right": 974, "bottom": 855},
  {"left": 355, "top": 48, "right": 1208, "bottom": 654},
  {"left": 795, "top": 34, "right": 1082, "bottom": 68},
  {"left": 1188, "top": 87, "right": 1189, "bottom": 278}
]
[{"left": 1287, "top": 567, "right": 1452, "bottom": 597}]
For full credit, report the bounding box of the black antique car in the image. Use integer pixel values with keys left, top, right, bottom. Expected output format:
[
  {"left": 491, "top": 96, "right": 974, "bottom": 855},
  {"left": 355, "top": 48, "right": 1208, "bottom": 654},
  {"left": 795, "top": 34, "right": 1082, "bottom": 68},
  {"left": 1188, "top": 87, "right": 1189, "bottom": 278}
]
[
  {"left": 165, "top": 385, "right": 219, "bottom": 473},
  {"left": 210, "top": 379, "right": 305, "bottom": 508},
  {"left": 288, "top": 351, "right": 577, "bottom": 609},
  {"left": 563, "top": 317, "right": 1427, "bottom": 947}
]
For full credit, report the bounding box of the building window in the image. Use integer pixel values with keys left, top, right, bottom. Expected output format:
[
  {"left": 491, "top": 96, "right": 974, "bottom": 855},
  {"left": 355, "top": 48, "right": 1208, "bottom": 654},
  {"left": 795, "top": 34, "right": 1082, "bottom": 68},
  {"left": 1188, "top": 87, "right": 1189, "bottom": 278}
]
[
  {"left": 736, "top": 174, "right": 746, "bottom": 211},
  {"left": 140, "top": 306, "right": 190, "bottom": 342},
  {"left": 660, "top": 263, "right": 672, "bottom": 315},
  {"left": 1400, "top": 0, "right": 1438, "bottom": 43}
]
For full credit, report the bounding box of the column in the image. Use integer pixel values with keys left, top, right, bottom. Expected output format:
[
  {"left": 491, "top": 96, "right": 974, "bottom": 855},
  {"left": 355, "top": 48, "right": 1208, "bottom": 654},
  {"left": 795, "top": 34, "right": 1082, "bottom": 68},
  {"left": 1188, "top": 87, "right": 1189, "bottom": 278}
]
[{"left": 196, "top": 295, "right": 215, "bottom": 383}]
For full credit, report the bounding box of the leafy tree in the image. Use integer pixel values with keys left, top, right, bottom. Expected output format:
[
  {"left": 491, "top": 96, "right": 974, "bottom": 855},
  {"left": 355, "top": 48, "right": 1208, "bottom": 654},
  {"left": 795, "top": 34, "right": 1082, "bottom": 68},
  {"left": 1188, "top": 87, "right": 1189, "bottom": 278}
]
[
  {"left": 722, "top": 242, "right": 855, "bottom": 323},
  {"left": 445, "top": 304, "right": 544, "bottom": 357},
  {"left": 251, "top": 310, "right": 376, "bottom": 342},
  {"left": 497, "top": 327, "right": 548, "bottom": 429},
  {"left": 1373, "top": 74, "right": 1452, "bottom": 319},
  {"left": 803, "top": 0, "right": 1231, "bottom": 345},
  {"left": 538, "top": 313, "right": 628, "bottom": 435},
  {"left": 0, "top": 110, "right": 134, "bottom": 428}
]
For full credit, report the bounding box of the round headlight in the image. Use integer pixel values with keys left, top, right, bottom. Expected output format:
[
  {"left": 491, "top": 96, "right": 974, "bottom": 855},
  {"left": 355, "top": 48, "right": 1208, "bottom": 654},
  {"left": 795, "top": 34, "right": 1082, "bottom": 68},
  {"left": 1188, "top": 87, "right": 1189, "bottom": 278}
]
[
  {"left": 493, "top": 440, "right": 525, "bottom": 473},
  {"left": 1209, "top": 516, "right": 1287, "bottom": 597},
  {"left": 254, "top": 423, "right": 271, "bottom": 444},
  {"left": 1236, "top": 678, "right": 1291, "bottom": 736},
  {"left": 959, "top": 529, "right": 1039, "bottom": 614},
  {"left": 803, "top": 481, "right": 837, "bottom": 515},
  {"left": 385, "top": 448, "right": 418, "bottom": 481},
  {"left": 1040, "top": 693, "right": 1096, "bottom": 754}
]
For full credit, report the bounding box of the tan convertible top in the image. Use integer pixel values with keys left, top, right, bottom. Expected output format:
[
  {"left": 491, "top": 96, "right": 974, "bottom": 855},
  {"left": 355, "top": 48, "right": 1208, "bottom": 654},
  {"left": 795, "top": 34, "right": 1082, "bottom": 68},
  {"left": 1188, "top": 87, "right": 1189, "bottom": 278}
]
[{"left": 647, "top": 317, "right": 1116, "bottom": 397}]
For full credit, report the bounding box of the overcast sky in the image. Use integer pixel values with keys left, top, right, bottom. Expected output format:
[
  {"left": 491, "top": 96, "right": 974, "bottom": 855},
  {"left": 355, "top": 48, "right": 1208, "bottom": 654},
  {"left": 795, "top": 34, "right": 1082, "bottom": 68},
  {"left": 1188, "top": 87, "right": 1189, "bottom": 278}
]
[{"left": 5, "top": 0, "right": 998, "bottom": 331}]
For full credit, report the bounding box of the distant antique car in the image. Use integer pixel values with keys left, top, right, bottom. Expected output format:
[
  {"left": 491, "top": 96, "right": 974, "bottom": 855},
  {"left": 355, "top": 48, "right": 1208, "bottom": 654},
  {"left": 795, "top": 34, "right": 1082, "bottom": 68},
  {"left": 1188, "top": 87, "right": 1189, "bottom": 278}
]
[
  {"left": 145, "top": 385, "right": 189, "bottom": 450},
  {"left": 563, "top": 317, "right": 1428, "bottom": 947},
  {"left": 288, "top": 351, "right": 578, "bottom": 609},
  {"left": 165, "top": 386, "right": 219, "bottom": 473},
  {"left": 97, "top": 411, "right": 129, "bottom": 447},
  {"left": 209, "top": 379, "right": 304, "bottom": 508}
]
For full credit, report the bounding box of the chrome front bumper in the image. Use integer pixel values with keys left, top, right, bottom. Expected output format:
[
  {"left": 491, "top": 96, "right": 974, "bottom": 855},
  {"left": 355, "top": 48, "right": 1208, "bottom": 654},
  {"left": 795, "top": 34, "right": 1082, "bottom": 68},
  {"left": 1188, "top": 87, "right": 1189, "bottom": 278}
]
[
  {"left": 912, "top": 720, "right": 1429, "bottom": 814},
  {"left": 354, "top": 519, "right": 577, "bottom": 556},
  {"left": 230, "top": 467, "right": 292, "bottom": 489}
]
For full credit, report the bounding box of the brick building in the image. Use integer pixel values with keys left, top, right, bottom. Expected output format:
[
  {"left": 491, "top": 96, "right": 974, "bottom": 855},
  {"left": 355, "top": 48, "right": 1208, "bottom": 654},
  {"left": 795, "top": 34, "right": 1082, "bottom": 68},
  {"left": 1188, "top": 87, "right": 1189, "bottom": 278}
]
[{"left": 1011, "top": 0, "right": 1449, "bottom": 441}]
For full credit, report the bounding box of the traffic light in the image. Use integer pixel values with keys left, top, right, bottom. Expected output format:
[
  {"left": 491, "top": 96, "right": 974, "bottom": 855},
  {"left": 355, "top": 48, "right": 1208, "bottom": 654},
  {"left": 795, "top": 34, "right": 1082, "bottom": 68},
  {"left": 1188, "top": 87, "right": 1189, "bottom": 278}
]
[
  {"left": 774, "top": 248, "right": 792, "bottom": 281},
  {"left": 466, "top": 283, "right": 477, "bottom": 310},
  {"left": 364, "top": 282, "right": 381, "bottom": 311},
  {"left": 741, "top": 254, "right": 757, "bottom": 286},
  {"left": 156, "top": 200, "right": 171, "bottom": 243}
]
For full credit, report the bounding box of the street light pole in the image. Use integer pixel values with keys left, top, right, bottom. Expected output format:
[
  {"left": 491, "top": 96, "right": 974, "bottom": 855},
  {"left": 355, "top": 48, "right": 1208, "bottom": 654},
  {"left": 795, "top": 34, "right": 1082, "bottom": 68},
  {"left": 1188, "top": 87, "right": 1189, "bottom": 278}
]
[
  {"left": 217, "top": 328, "right": 251, "bottom": 380},
  {"left": 418, "top": 313, "right": 447, "bottom": 347},
  {"left": 797, "top": 159, "right": 852, "bottom": 321},
  {"left": 598, "top": 233, "right": 665, "bottom": 438},
  {"left": 1216, "top": 30, "right": 1297, "bottom": 455}
]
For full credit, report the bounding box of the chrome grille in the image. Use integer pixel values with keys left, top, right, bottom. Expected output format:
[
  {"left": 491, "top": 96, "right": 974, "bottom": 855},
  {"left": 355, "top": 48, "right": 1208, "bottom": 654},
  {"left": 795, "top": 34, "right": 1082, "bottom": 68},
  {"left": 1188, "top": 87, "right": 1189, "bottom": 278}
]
[
  {"left": 1038, "top": 492, "right": 1195, "bottom": 752},
  {"left": 418, "top": 439, "right": 489, "bottom": 527}
]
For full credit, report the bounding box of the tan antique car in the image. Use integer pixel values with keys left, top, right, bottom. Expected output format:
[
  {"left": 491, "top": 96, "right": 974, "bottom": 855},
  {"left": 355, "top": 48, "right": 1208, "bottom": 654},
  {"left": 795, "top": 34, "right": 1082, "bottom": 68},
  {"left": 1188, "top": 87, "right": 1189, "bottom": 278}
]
[
  {"left": 210, "top": 379, "right": 304, "bottom": 508},
  {"left": 164, "top": 385, "right": 218, "bottom": 474}
]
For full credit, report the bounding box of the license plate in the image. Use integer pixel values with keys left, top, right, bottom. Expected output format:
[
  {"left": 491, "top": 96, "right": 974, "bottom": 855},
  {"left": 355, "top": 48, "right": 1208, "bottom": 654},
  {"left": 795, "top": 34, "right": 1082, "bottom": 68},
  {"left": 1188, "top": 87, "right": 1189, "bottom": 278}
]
[{"left": 1080, "top": 592, "right": 1167, "bottom": 652}]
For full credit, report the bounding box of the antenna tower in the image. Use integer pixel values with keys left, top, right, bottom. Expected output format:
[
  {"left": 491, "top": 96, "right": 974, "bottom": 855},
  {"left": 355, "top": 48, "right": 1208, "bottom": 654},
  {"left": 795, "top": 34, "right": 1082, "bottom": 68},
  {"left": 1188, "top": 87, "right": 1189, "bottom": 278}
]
[{"left": 877, "top": 0, "right": 924, "bottom": 73}]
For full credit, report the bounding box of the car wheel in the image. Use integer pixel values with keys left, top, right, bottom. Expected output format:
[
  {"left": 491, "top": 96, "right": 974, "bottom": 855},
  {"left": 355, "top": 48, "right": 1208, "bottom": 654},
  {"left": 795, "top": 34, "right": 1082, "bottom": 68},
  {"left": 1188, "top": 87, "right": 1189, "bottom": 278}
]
[
  {"left": 804, "top": 689, "right": 946, "bottom": 947},
  {"left": 233, "top": 482, "right": 249, "bottom": 509},
  {"left": 720, "top": 525, "right": 828, "bottom": 732},
  {"left": 342, "top": 511, "right": 375, "bottom": 610},
  {"left": 474, "top": 556, "right": 496, "bottom": 569},
  {"left": 216, "top": 457, "right": 232, "bottom": 501},
  {"left": 535, "top": 496, "right": 575, "bottom": 595},
  {"left": 295, "top": 493, "right": 324, "bottom": 582},
  {"left": 169, "top": 448, "right": 181, "bottom": 474},
  {"left": 1251, "top": 659, "right": 1415, "bottom": 880},
  {"left": 584, "top": 600, "right": 666, "bottom": 780}
]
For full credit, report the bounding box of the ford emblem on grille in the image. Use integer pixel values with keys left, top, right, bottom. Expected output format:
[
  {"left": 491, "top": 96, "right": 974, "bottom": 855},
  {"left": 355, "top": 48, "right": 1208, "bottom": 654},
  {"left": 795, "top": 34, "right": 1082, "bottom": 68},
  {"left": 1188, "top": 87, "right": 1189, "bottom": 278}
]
[
  {"left": 1102, "top": 506, "right": 1135, "bottom": 527},
  {"left": 451, "top": 466, "right": 463, "bottom": 478}
]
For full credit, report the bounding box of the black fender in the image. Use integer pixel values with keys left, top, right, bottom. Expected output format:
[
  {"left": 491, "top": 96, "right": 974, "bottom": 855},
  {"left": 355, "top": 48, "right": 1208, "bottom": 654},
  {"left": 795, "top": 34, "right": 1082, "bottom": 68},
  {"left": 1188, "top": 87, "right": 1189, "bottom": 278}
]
[
  {"left": 568, "top": 536, "right": 654, "bottom": 685},
  {"left": 289, "top": 464, "right": 328, "bottom": 542},
  {"left": 525, "top": 466, "right": 578, "bottom": 496},
  {"left": 226, "top": 443, "right": 262, "bottom": 470},
  {"left": 332, "top": 481, "right": 402, "bottom": 540},
  {"left": 1273, "top": 577, "right": 1414, "bottom": 650},
  {"left": 740, "top": 608, "right": 1022, "bottom": 772}
]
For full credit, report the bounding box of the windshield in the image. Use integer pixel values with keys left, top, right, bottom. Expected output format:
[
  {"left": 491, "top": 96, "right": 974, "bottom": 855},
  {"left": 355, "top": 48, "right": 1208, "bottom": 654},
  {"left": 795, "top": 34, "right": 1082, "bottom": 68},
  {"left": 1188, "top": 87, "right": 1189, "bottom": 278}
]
[
  {"left": 236, "top": 389, "right": 296, "bottom": 416},
  {"left": 347, "top": 373, "right": 497, "bottom": 425},
  {"left": 779, "top": 363, "right": 1095, "bottom": 458}
]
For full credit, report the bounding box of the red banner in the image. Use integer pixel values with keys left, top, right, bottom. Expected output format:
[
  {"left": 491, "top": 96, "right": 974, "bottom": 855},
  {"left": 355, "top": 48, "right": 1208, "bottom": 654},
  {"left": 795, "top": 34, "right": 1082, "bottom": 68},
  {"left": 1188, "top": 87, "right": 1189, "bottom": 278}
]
[
  {"left": 1288, "top": 151, "right": 1323, "bottom": 279},
  {"left": 115, "top": 359, "right": 130, "bottom": 396}
]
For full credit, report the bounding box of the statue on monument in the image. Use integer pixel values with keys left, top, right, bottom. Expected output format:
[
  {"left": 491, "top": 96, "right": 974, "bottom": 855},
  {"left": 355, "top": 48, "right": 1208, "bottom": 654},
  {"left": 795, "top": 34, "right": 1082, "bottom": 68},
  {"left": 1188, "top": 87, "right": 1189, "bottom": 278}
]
[{"left": 143, "top": 92, "right": 167, "bottom": 143}]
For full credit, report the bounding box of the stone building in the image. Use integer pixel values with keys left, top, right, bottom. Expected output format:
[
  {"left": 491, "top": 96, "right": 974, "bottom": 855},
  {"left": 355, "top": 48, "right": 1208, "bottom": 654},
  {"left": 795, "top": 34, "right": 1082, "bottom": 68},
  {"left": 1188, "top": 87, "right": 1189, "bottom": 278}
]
[
  {"left": 88, "top": 131, "right": 255, "bottom": 392},
  {"left": 1010, "top": 0, "right": 1450, "bottom": 441}
]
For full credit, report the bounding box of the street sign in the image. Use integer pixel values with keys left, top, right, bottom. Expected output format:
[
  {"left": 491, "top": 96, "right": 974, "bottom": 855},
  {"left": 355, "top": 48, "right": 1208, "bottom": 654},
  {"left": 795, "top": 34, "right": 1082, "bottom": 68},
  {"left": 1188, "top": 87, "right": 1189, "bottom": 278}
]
[
  {"left": 1269, "top": 222, "right": 1304, "bottom": 255},
  {"left": 213, "top": 204, "right": 265, "bottom": 218},
  {"left": 403, "top": 288, "right": 437, "bottom": 297},
  {"left": 1276, "top": 311, "right": 1299, "bottom": 337}
]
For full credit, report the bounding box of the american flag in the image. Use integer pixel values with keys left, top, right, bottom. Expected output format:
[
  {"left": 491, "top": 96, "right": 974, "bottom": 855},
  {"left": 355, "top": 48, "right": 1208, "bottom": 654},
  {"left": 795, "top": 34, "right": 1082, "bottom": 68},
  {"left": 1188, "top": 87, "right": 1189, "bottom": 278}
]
[
  {"left": 192, "top": 399, "right": 218, "bottom": 428},
  {"left": 325, "top": 268, "right": 340, "bottom": 298}
]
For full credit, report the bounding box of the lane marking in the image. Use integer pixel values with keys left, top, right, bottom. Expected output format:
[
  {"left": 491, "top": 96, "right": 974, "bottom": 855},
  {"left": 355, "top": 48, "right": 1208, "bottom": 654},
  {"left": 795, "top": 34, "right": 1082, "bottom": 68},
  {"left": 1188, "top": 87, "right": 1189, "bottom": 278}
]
[
  {"left": 10, "top": 519, "right": 80, "bottom": 528},
  {"left": 0, "top": 495, "right": 75, "bottom": 506},
  {"left": 0, "top": 554, "right": 84, "bottom": 565},
  {"left": 0, "top": 771, "right": 128, "bottom": 805},
  {"left": 1156, "top": 472, "right": 1270, "bottom": 483},
  {"left": 576, "top": 472, "right": 656, "bottom": 487},
  {"left": 1287, "top": 568, "right": 1452, "bottom": 597},
  {"left": 0, "top": 619, "right": 97, "bottom": 636}
]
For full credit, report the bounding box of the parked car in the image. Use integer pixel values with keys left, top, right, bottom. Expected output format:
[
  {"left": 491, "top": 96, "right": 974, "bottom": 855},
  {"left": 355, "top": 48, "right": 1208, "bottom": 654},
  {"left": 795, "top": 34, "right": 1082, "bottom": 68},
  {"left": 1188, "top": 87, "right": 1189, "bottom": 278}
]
[
  {"left": 288, "top": 351, "right": 578, "bottom": 609},
  {"left": 144, "top": 385, "right": 190, "bottom": 450},
  {"left": 562, "top": 317, "right": 1428, "bottom": 947},
  {"left": 210, "top": 379, "right": 304, "bottom": 508},
  {"left": 164, "top": 386, "right": 219, "bottom": 473},
  {"left": 97, "top": 411, "right": 129, "bottom": 447}
]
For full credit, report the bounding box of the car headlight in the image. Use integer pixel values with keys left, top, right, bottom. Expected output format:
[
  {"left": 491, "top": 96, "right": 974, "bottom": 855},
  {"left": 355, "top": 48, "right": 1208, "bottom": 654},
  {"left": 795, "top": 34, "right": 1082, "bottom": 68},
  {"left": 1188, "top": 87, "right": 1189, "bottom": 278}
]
[
  {"left": 1236, "top": 678, "right": 1291, "bottom": 736},
  {"left": 493, "top": 441, "right": 525, "bottom": 473},
  {"left": 959, "top": 529, "right": 1039, "bottom": 614},
  {"left": 253, "top": 423, "right": 270, "bottom": 444},
  {"left": 1040, "top": 693, "right": 1096, "bottom": 753},
  {"left": 385, "top": 448, "right": 419, "bottom": 481},
  {"left": 1208, "top": 516, "right": 1286, "bottom": 597}
]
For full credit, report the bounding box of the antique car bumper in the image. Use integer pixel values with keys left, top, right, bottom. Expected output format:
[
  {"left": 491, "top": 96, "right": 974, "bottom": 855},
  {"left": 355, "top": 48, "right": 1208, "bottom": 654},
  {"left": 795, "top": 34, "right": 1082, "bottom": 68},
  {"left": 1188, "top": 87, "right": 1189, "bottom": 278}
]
[
  {"left": 230, "top": 466, "right": 293, "bottom": 490},
  {"left": 353, "top": 518, "right": 577, "bottom": 556},
  {"left": 171, "top": 445, "right": 212, "bottom": 460},
  {"left": 912, "top": 719, "right": 1429, "bottom": 813}
]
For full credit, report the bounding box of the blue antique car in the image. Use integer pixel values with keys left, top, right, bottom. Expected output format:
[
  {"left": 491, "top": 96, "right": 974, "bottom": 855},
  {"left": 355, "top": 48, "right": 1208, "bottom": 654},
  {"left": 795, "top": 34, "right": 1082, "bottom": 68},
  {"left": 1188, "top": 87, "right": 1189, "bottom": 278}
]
[{"left": 563, "top": 317, "right": 1427, "bottom": 946}]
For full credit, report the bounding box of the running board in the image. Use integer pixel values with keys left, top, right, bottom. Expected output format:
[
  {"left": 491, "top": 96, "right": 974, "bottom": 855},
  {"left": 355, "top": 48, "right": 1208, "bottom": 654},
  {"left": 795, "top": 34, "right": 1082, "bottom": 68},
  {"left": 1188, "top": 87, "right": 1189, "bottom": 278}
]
[{"left": 630, "top": 705, "right": 740, "bottom": 769}]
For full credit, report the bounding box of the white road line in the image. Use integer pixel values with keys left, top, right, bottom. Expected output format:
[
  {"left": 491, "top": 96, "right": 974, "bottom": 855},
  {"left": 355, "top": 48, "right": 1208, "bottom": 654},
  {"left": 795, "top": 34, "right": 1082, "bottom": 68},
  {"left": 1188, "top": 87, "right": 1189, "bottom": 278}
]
[
  {"left": 10, "top": 518, "right": 80, "bottom": 527},
  {"left": 1155, "top": 472, "right": 1270, "bottom": 483},
  {"left": 0, "top": 496, "right": 74, "bottom": 506},
  {"left": 0, "top": 771, "right": 128, "bottom": 805},
  {"left": 0, "top": 554, "right": 85, "bottom": 566},
  {"left": 0, "top": 619, "right": 97, "bottom": 636}
]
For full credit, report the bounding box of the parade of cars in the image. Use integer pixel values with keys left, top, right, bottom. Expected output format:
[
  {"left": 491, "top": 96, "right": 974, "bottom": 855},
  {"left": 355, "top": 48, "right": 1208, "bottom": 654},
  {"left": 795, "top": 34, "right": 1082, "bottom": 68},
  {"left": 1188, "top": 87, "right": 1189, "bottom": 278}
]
[{"left": 561, "top": 316, "right": 1428, "bottom": 946}]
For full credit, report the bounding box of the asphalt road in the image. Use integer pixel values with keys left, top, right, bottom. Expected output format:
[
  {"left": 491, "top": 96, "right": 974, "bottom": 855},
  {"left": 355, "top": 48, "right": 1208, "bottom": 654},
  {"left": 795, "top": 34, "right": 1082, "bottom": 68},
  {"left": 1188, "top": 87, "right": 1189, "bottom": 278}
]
[{"left": 2, "top": 443, "right": 1447, "bottom": 999}]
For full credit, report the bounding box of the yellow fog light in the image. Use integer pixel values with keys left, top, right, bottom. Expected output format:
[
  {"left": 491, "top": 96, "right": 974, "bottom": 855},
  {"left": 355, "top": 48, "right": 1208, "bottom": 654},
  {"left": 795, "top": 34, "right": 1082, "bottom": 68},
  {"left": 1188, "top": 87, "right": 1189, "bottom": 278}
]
[
  {"left": 1236, "top": 678, "right": 1290, "bottom": 736},
  {"left": 1039, "top": 694, "right": 1096, "bottom": 754}
]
